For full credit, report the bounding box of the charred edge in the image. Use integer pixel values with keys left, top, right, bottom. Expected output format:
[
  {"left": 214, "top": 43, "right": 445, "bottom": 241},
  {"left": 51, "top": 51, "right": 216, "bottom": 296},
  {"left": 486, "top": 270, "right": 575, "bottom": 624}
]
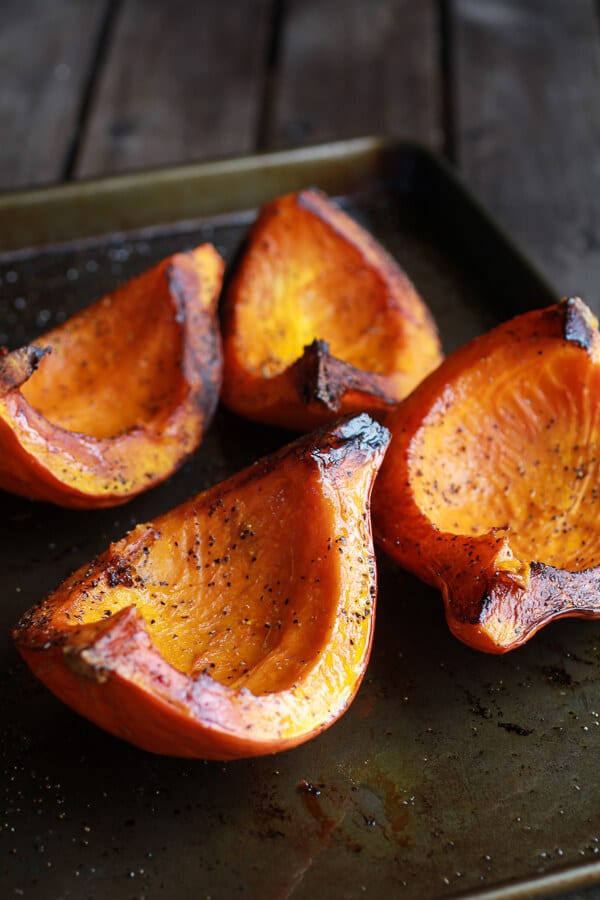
[
  {"left": 295, "top": 341, "right": 393, "bottom": 410},
  {"left": 185, "top": 314, "right": 224, "bottom": 420},
  {"left": 294, "top": 189, "right": 408, "bottom": 296},
  {"left": 529, "top": 560, "right": 600, "bottom": 607},
  {"left": 459, "top": 570, "right": 521, "bottom": 626},
  {"left": 296, "top": 188, "right": 329, "bottom": 217},
  {"left": 334, "top": 413, "right": 390, "bottom": 455},
  {"left": 296, "top": 339, "right": 342, "bottom": 410},
  {"left": 64, "top": 645, "right": 110, "bottom": 683},
  {"left": 168, "top": 256, "right": 224, "bottom": 425},
  {"left": 105, "top": 557, "right": 135, "bottom": 589},
  {"left": 212, "top": 413, "right": 389, "bottom": 498},
  {"left": 0, "top": 345, "right": 51, "bottom": 395},
  {"left": 563, "top": 297, "right": 596, "bottom": 351},
  {"left": 308, "top": 413, "right": 390, "bottom": 466},
  {"left": 459, "top": 594, "right": 492, "bottom": 627},
  {"left": 314, "top": 348, "right": 341, "bottom": 409},
  {"left": 167, "top": 259, "right": 200, "bottom": 326},
  {"left": 29, "top": 345, "right": 51, "bottom": 366},
  {"left": 294, "top": 189, "right": 376, "bottom": 264},
  {"left": 12, "top": 608, "right": 66, "bottom": 650},
  {"left": 13, "top": 603, "right": 53, "bottom": 635}
]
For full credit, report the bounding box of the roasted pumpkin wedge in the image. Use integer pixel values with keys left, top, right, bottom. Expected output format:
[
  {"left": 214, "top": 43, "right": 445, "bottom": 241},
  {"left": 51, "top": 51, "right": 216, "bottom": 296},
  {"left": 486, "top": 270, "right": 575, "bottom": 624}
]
[
  {"left": 221, "top": 189, "right": 442, "bottom": 430},
  {"left": 0, "top": 245, "right": 223, "bottom": 508},
  {"left": 374, "top": 297, "right": 600, "bottom": 653},
  {"left": 14, "top": 414, "right": 389, "bottom": 758}
]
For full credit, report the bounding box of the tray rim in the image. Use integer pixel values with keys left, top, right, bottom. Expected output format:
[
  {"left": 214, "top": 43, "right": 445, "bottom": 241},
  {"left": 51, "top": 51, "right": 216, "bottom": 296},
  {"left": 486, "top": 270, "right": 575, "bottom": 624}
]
[
  {"left": 0, "top": 136, "right": 395, "bottom": 252},
  {"left": 1, "top": 136, "right": 586, "bottom": 900},
  {"left": 0, "top": 136, "right": 557, "bottom": 310}
]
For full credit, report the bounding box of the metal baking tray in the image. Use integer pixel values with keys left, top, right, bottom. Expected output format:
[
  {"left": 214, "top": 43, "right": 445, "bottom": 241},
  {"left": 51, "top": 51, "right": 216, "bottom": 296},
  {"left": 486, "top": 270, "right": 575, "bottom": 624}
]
[{"left": 1, "top": 138, "right": 599, "bottom": 900}]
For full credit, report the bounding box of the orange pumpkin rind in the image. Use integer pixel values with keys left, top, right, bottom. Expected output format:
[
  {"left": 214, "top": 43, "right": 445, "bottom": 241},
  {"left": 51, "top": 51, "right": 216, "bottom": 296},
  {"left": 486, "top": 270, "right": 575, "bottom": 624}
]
[
  {"left": 0, "top": 244, "right": 224, "bottom": 508},
  {"left": 374, "top": 297, "right": 600, "bottom": 653},
  {"left": 221, "top": 189, "right": 443, "bottom": 430},
  {"left": 14, "top": 413, "right": 389, "bottom": 759}
]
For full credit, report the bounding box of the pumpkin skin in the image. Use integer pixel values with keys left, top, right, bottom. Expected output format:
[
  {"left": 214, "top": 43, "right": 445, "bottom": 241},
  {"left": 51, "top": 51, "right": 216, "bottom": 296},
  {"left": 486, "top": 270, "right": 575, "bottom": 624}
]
[
  {"left": 0, "top": 245, "right": 224, "bottom": 508},
  {"left": 373, "top": 297, "right": 600, "bottom": 653},
  {"left": 13, "top": 414, "right": 389, "bottom": 759},
  {"left": 221, "top": 189, "right": 442, "bottom": 430}
]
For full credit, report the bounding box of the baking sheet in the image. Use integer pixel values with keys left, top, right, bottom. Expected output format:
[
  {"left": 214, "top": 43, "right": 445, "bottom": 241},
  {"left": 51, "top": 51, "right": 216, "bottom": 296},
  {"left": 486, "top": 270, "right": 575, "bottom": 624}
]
[{"left": 1, "top": 139, "right": 599, "bottom": 900}]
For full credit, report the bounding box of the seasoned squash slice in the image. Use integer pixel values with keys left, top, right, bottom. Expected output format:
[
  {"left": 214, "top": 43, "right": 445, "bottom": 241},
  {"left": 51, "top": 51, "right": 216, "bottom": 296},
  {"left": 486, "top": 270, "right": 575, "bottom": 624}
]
[
  {"left": 14, "top": 414, "right": 389, "bottom": 759},
  {"left": 0, "top": 245, "right": 223, "bottom": 508},
  {"left": 221, "top": 189, "right": 442, "bottom": 430},
  {"left": 374, "top": 298, "right": 600, "bottom": 652}
]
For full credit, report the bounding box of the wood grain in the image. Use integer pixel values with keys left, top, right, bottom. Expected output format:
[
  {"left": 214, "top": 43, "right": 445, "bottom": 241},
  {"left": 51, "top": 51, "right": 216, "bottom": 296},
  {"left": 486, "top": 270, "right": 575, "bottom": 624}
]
[
  {"left": 76, "top": 0, "right": 273, "bottom": 177},
  {"left": 453, "top": 0, "right": 600, "bottom": 304},
  {"left": 0, "top": 0, "right": 109, "bottom": 190},
  {"left": 267, "top": 0, "right": 442, "bottom": 150}
]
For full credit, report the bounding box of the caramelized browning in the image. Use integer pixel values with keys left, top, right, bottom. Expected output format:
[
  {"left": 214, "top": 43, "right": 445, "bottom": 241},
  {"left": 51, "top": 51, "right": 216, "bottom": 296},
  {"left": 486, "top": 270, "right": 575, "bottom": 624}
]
[
  {"left": 0, "top": 245, "right": 223, "bottom": 507},
  {"left": 60, "top": 469, "right": 340, "bottom": 693},
  {"left": 412, "top": 333, "right": 600, "bottom": 571},
  {"left": 14, "top": 415, "right": 389, "bottom": 758},
  {"left": 221, "top": 189, "right": 442, "bottom": 430},
  {"left": 20, "top": 274, "right": 184, "bottom": 438},
  {"left": 374, "top": 298, "right": 600, "bottom": 652}
]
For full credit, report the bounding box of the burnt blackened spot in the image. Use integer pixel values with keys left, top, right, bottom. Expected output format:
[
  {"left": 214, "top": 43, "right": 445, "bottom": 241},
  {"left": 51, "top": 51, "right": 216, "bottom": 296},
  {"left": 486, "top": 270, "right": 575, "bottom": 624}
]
[
  {"left": 563, "top": 297, "right": 597, "bottom": 351},
  {"left": 295, "top": 339, "right": 341, "bottom": 410},
  {"left": 105, "top": 558, "right": 135, "bottom": 589},
  {"left": 64, "top": 647, "right": 110, "bottom": 683},
  {"left": 294, "top": 341, "right": 393, "bottom": 411},
  {"left": 497, "top": 722, "right": 533, "bottom": 736},
  {"left": 0, "top": 343, "right": 51, "bottom": 395},
  {"left": 167, "top": 259, "right": 199, "bottom": 324},
  {"left": 13, "top": 606, "right": 66, "bottom": 649}
]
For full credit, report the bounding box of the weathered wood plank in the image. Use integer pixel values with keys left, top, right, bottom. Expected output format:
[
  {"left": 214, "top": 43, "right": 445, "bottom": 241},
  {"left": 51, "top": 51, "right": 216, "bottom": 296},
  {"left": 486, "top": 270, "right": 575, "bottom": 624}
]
[
  {"left": 452, "top": 0, "right": 600, "bottom": 304},
  {"left": 76, "top": 0, "right": 273, "bottom": 177},
  {"left": 267, "top": 0, "right": 442, "bottom": 150},
  {"left": 0, "top": 0, "right": 109, "bottom": 191}
]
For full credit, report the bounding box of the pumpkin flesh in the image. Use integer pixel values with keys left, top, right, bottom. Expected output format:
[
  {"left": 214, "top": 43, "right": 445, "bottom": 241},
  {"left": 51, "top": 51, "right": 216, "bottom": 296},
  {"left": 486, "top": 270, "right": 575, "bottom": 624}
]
[
  {"left": 0, "top": 245, "right": 224, "bottom": 507},
  {"left": 374, "top": 298, "right": 600, "bottom": 652},
  {"left": 221, "top": 189, "right": 442, "bottom": 430},
  {"left": 14, "top": 414, "right": 389, "bottom": 758}
]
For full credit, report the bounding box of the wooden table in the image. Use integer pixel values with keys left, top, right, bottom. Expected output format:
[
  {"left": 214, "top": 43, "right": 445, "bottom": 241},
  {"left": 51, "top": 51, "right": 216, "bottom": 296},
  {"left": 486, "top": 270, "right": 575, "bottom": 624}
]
[
  {"left": 2, "top": 0, "right": 600, "bottom": 303},
  {"left": 2, "top": 3, "right": 599, "bottom": 899}
]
